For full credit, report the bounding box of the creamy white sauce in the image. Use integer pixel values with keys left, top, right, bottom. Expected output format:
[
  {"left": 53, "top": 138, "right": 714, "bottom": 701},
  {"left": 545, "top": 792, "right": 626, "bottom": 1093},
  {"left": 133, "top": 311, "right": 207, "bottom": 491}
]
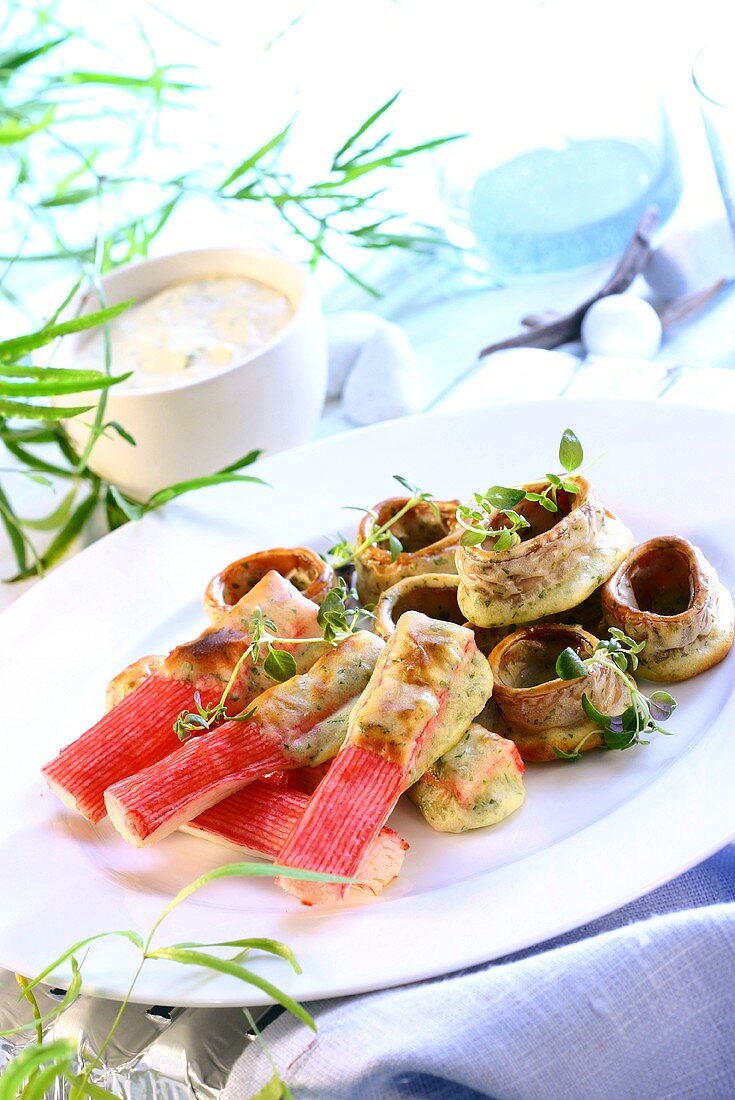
[{"left": 80, "top": 276, "right": 292, "bottom": 391}]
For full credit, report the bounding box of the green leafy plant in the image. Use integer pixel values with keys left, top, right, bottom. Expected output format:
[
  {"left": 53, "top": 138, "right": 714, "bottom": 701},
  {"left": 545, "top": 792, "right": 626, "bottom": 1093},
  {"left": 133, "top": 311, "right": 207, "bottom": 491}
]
[
  {"left": 0, "top": 861, "right": 349, "bottom": 1099},
  {"left": 327, "top": 474, "right": 438, "bottom": 568},
  {"left": 456, "top": 428, "right": 584, "bottom": 550},
  {"left": 552, "top": 627, "right": 677, "bottom": 760},
  {"left": 0, "top": 7, "right": 463, "bottom": 582},
  {"left": 174, "top": 578, "right": 364, "bottom": 739}
]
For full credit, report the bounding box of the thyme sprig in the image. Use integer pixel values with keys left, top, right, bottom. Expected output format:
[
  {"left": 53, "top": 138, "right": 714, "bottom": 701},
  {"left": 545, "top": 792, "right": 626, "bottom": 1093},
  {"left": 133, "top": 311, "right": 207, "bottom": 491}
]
[
  {"left": 174, "top": 579, "right": 364, "bottom": 740},
  {"left": 552, "top": 628, "right": 677, "bottom": 760},
  {"left": 327, "top": 474, "right": 438, "bottom": 568},
  {"left": 456, "top": 428, "right": 584, "bottom": 550}
]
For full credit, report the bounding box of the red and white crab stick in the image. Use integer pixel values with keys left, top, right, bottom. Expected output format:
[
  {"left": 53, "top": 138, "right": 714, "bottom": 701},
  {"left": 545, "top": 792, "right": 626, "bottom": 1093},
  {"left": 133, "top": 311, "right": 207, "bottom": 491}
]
[
  {"left": 276, "top": 611, "right": 494, "bottom": 904},
  {"left": 104, "top": 632, "right": 385, "bottom": 846},
  {"left": 42, "top": 571, "right": 326, "bottom": 823},
  {"left": 183, "top": 778, "right": 408, "bottom": 903}
]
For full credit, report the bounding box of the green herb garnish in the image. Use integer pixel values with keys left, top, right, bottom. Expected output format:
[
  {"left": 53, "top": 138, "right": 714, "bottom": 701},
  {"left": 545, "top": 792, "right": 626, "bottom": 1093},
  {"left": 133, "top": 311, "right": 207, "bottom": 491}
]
[
  {"left": 174, "top": 578, "right": 364, "bottom": 739},
  {"left": 552, "top": 627, "right": 677, "bottom": 760},
  {"left": 456, "top": 428, "right": 584, "bottom": 550},
  {"left": 327, "top": 474, "right": 438, "bottom": 568}
]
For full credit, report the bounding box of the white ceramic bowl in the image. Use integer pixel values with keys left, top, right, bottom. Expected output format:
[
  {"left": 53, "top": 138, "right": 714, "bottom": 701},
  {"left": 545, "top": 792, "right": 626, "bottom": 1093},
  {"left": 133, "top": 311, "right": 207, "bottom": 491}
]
[{"left": 54, "top": 248, "right": 327, "bottom": 499}]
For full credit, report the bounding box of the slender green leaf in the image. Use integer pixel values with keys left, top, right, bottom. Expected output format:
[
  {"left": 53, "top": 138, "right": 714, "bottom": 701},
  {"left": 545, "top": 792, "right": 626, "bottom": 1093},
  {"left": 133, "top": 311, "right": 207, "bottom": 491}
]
[
  {"left": 103, "top": 420, "right": 136, "bottom": 446},
  {"left": 250, "top": 1074, "right": 290, "bottom": 1100},
  {"left": 149, "top": 861, "right": 353, "bottom": 940},
  {"left": 65, "top": 70, "right": 197, "bottom": 92},
  {"left": 11, "top": 489, "right": 98, "bottom": 578},
  {"left": 331, "top": 92, "right": 401, "bottom": 167},
  {"left": 24, "top": 930, "right": 143, "bottom": 995},
  {"left": 170, "top": 938, "right": 300, "bottom": 971},
  {"left": 1, "top": 959, "right": 82, "bottom": 1039},
  {"left": 17, "top": 1058, "right": 71, "bottom": 1100},
  {"left": 0, "top": 106, "right": 55, "bottom": 145},
  {"left": 218, "top": 448, "right": 263, "bottom": 474},
  {"left": 146, "top": 947, "right": 315, "bottom": 1030},
  {"left": 0, "top": 372, "right": 130, "bottom": 396},
  {"left": 325, "top": 135, "right": 465, "bottom": 187},
  {"left": 107, "top": 485, "right": 145, "bottom": 521},
  {"left": 0, "top": 1038, "right": 76, "bottom": 1100},
  {"left": 0, "top": 36, "right": 69, "bottom": 78},
  {"left": 39, "top": 186, "right": 101, "bottom": 208},
  {"left": 0, "top": 424, "right": 57, "bottom": 443},
  {"left": 0, "top": 399, "right": 92, "bottom": 421},
  {"left": 145, "top": 472, "right": 266, "bottom": 510},
  {"left": 20, "top": 487, "right": 77, "bottom": 531},
  {"left": 3, "top": 430, "right": 86, "bottom": 476},
  {"left": 220, "top": 123, "right": 292, "bottom": 190},
  {"left": 65, "top": 1074, "right": 119, "bottom": 1100},
  {"left": 0, "top": 301, "right": 133, "bottom": 362},
  {"left": 0, "top": 480, "right": 27, "bottom": 572}
]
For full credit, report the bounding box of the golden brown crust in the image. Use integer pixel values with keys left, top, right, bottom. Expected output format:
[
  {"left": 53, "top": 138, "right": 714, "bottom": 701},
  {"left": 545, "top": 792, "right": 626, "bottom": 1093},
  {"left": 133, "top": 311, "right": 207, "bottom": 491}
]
[
  {"left": 374, "top": 573, "right": 465, "bottom": 640},
  {"left": 602, "top": 536, "right": 735, "bottom": 681},
  {"left": 105, "top": 655, "right": 164, "bottom": 711},
  {"left": 488, "top": 624, "right": 629, "bottom": 762},
  {"left": 355, "top": 497, "right": 462, "bottom": 605},
  {"left": 204, "top": 547, "right": 336, "bottom": 620},
  {"left": 456, "top": 477, "right": 633, "bottom": 627},
  {"left": 409, "top": 722, "right": 525, "bottom": 832}
]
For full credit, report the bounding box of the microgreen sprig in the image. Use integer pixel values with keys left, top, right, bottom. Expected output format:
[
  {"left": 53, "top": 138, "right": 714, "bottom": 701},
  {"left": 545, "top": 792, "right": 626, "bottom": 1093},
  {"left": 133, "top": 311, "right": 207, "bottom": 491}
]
[
  {"left": 327, "top": 474, "right": 438, "bottom": 568},
  {"left": 456, "top": 428, "right": 584, "bottom": 550},
  {"left": 552, "top": 627, "right": 677, "bottom": 760},
  {"left": 174, "top": 578, "right": 364, "bottom": 739}
]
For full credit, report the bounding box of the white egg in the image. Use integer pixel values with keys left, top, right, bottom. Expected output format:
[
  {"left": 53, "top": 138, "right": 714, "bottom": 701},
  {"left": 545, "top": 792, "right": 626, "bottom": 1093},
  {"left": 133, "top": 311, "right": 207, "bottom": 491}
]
[{"left": 580, "top": 294, "right": 663, "bottom": 359}]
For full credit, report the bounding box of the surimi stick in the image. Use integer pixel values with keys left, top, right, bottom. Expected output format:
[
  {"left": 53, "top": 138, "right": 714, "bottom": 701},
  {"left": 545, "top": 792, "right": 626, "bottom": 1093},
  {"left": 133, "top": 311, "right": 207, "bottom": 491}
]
[
  {"left": 42, "top": 571, "right": 326, "bottom": 823},
  {"left": 276, "top": 611, "right": 494, "bottom": 904},
  {"left": 182, "top": 780, "right": 408, "bottom": 901},
  {"left": 42, "top": 676, "right": 217, "bottom": 823},
  {"left": 104, "top": 632, "right": 385, "bottom": 846}
]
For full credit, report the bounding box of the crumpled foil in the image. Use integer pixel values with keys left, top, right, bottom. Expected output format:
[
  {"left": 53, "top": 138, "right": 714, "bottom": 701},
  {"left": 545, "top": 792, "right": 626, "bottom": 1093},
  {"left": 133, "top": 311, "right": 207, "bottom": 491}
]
[{"left": 0, "top": 969, "right": 268, "bottom": 1098}]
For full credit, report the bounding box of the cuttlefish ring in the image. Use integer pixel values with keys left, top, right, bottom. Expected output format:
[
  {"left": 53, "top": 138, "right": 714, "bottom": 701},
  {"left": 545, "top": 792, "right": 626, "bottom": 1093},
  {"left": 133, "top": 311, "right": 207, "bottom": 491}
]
[
  {"left": 204, "top": 547, "right": 336, "bottom": 620},
  {"left": 355, "top": 496, "right": 462, "bottom": 605},
  {"left": 488, "top": 624, "right": 630, "bottom": 762},
  {"left": 374, "top": 573, "right": 466, "bottom": 639},
  {"left": 601, "top": 536, "right": 734, "bottom": 682},
  {"left": 456, "top": 476, "right": 633, "bottom": 627}
]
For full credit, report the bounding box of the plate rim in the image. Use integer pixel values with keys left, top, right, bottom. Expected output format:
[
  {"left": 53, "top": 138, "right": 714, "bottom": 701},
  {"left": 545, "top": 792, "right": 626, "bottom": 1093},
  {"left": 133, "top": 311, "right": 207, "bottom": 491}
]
[{"left": 2, "top": 396, "right": 734, "bottom": 1006}]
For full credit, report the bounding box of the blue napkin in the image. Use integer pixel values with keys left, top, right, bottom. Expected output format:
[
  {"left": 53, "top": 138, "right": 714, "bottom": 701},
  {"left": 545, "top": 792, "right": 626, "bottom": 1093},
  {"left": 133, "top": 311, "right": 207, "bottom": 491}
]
[{"left": 223, "top": 844, "right": 735, "bottom": 1099}]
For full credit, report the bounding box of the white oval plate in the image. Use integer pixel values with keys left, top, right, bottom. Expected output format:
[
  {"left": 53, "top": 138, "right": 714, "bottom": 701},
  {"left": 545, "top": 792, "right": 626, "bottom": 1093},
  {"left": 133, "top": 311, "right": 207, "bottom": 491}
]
[{"left": 1, "top": 399, "right": 733, "bottom": 1007}]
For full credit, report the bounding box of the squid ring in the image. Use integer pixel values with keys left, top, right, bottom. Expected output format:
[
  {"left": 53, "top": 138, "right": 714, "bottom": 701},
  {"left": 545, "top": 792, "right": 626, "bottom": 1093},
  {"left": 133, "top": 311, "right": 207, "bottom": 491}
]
[
  {"left": 601, "top": 536, "right": 734, "bottom": 682},
  {"left": 355, "top": 497, "right": 462, "bottom": 605},
  {"left": 374, "top": 574, "right": 466, "bottom": 639},
  {"left": 204, "top": 547, "right": 336, "bottom": 620},
  {"left": 457, "top": 477, "right": 633, "bottom": 627},
  {"left": 488, "top": 624, "right": 629, "bottom": 762}
]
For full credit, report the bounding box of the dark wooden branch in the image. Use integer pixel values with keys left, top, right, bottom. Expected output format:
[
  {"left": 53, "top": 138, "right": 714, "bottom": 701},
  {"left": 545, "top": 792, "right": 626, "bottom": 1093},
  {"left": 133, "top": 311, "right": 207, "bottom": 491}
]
[
  {"left": 478, "top": 206, "right": 660, "bottom": 358},
  {"left": 656, "top": 278, "right": 728, "bottom": 329}
]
